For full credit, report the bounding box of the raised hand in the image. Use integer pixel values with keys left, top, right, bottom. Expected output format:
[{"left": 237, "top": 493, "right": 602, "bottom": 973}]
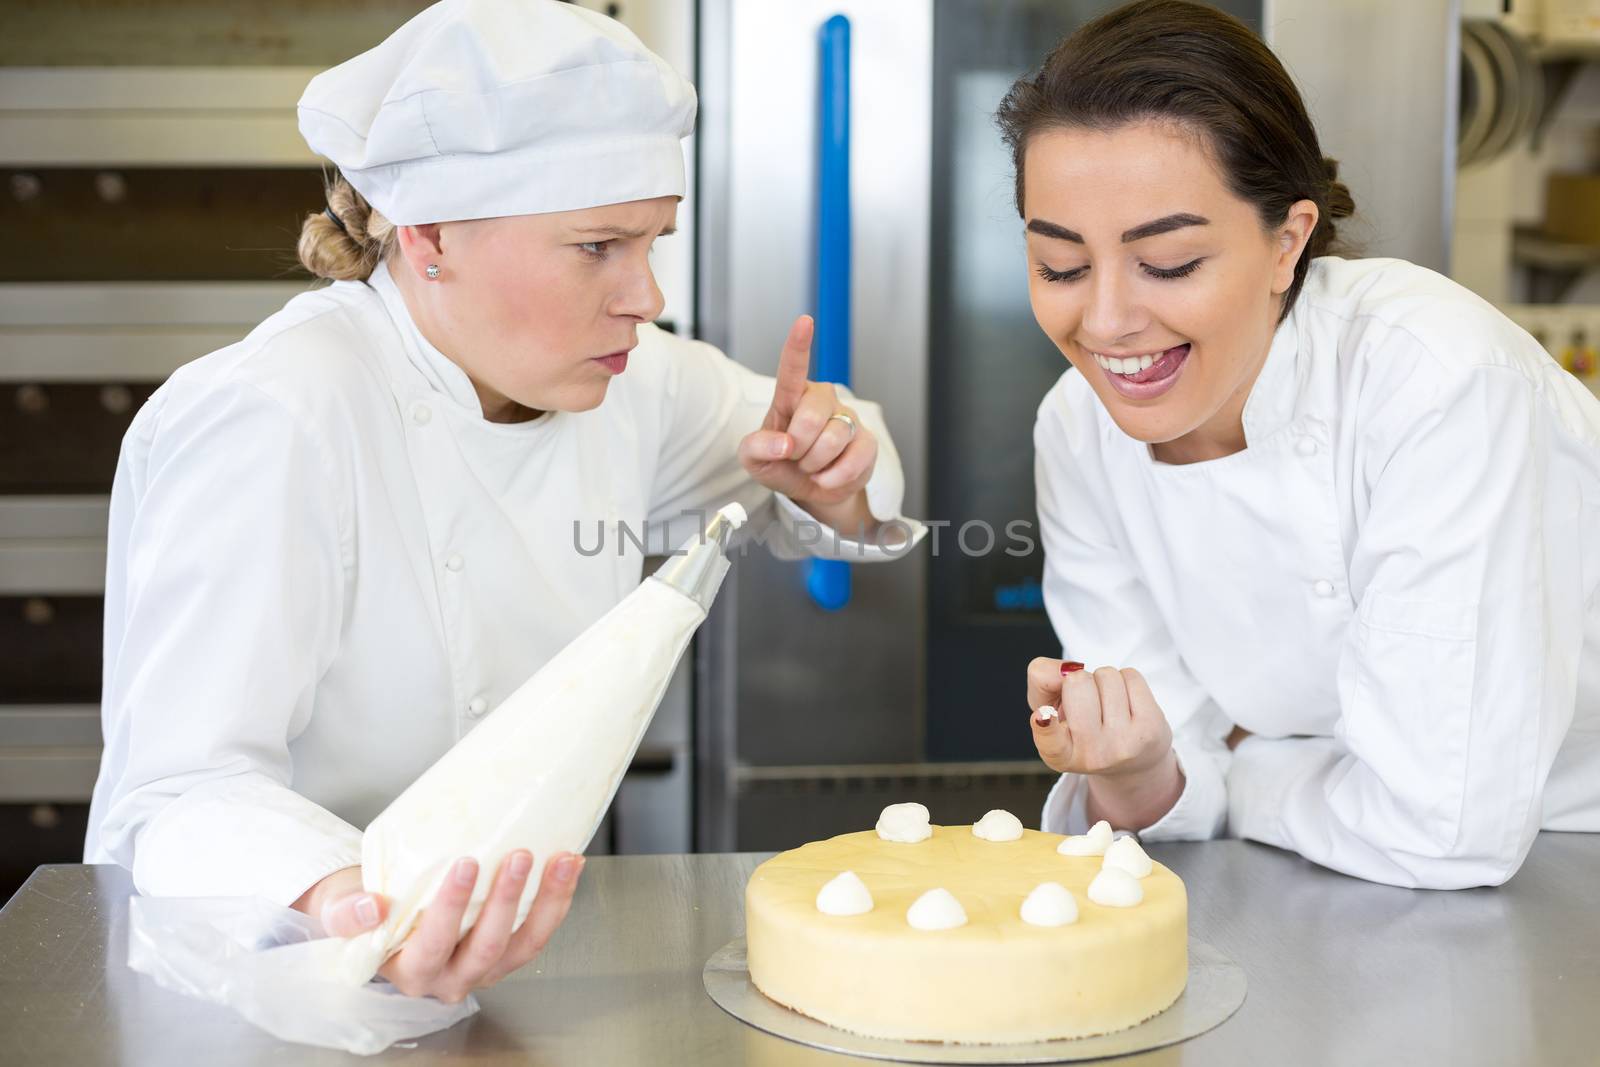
[{"left": 738, "top": 314, "right": 878, "bottom": 509}]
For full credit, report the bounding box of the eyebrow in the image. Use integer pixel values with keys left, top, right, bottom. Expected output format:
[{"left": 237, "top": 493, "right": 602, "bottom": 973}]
[
  {"left": 1025, "top": 213, "right": 1209, "bottom": 244},
  {"left": 570, "top": 224, "right": 677, "bottom": 239}
]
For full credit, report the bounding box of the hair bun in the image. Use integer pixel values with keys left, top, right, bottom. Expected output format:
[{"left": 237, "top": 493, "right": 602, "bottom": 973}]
[
  {"left": 1320, "top": 158, "right": 1356, "bottom": 221},
  {"left": 295, "top": 174, "right": 395, "bottom": 282}
]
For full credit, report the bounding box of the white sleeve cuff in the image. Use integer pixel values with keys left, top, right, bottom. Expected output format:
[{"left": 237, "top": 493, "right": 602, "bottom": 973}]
[
  {"left": 1039, "top": 740, "right": 1228, "bottom": 841},
  {"left": 1040, "top": 771, "right": 1090, "bottom": 834},
  {"left": 1137, "top": 742, "right": 1228, "bottom": 841},
  {"left": 127, "top": 776, "right": 364, "bottom": 906},
  {"left": 772, "top": 491, "right": 927, "bottom": 562}
]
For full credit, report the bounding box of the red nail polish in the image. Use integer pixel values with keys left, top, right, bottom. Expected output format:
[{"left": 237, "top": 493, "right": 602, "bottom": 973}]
[{"left": 1061, "top": 661, "right": 1085, "bottom": 674}]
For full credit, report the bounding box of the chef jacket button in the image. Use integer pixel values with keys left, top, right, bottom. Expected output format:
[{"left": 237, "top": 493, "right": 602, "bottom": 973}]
[
  {"left": 445, "top": 553, "right": 464, "bottom": 572},
  {"left": 466, "top": 697, "right": 488, "bottom": 718},
  {"left": 411, "top": 402, "right": 432, "bottom": 425},
  {"left": 1313, "top": 579, "right": 1335, "bottom": 598},
  {"left": 1296, "top": 437, "right": 1316, "bottom": 457}
]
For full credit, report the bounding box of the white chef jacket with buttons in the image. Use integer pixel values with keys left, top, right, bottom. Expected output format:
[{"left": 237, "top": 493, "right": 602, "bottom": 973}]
[
  {"left": 1037, "top": 256, "right": 1600, "bottom": 889},
  {"left": 84, "top": 259, "right": 922, "bottom": 905}
]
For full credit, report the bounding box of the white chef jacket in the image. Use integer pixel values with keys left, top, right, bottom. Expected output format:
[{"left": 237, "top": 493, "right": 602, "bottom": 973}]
[
  {"left": 1036, "top": 256, "right": 1600, "bottom": 889},
  {"left": 85, "top": 259, "right": 923, "bottom": 905}
]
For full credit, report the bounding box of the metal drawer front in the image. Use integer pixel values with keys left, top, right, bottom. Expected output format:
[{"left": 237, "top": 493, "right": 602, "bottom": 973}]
[
  {"left": 2, "top": 168, "right": 330, "bottom": 282},
  {"left": 1, "top": 383, "right": 152, "bottom": 494},
  {"left": 0, "top": 597, "right": 103, "bottom": 702}
]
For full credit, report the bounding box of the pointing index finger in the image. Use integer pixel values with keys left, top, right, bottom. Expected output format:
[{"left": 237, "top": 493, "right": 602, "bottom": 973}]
[{"left": 768, "top": 315, "right": 814, "bottom": 425}]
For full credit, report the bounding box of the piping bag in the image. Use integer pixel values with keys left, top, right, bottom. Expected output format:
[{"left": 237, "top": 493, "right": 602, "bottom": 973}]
[
  {"left": 127, "top": 502, "right": 746, "bottom": 1053},
  {"left": 324, "top": 500, "right": 747, "bottom": 984}
]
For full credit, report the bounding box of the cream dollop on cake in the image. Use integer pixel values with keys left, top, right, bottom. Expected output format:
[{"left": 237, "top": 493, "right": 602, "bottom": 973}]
[
  {"left": 971, "top": 809, "right": 1024, "bottom": 842},
  {"left": 875, "top": 802, "right": 933, "bottom": 843},
  {"left": 815, "top": 871, "right": 874, "bottom": 916},
  {"left": 1019, "top": 882, "right": 1078, "bottom": 927},
  {"left": 1103, "top": 836, "right": 1154, "bottom": 879},
  {"left": 745, "top": 814, "right": 1187, "bottom": 1044},
  {"left": 1056, "top": 819, "right": 1114, "bottom": 856},
  {"left": 1087, "top": 867, "right": 1145, "bottom": 907},
  {"left": 906, "top": 888, "right": 968, "bottom": 930}
]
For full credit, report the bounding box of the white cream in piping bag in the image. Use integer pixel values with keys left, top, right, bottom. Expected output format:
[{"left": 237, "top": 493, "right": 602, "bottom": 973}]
[{"left": 313, "top": 504, "right": 747, "bottom": 986}]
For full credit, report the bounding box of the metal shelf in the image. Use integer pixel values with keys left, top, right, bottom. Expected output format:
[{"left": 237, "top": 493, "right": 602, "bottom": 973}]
[
  {"left": 0, "top": 707, "right": 102, "bottom": 802},
  {"left": 0, "top": 748, "right": 103, "bottom": 803},
  {"left": 1531, "top": 39, "right": 1600, "bottom": 147},
  {"left": 0, "top": 497, "right": 108, "bottom": 594},
  {"left": 0, "top": 67, "right": 323, "bottom": 167},
  {"left": 0, "top": 281, "right": 310, "bottom": 381},
  {"left": 1514, "top": 227, "right": 1600, "bottom": 266},
  {"left": 0, "top": 705, "right": 101, "bottom": 748},
  {"left": 1535, "top": 40, "right": 1600, "bottom": 62},
  {"left": 1513, "top": 227, "right": 1600, "bottom": 303}
]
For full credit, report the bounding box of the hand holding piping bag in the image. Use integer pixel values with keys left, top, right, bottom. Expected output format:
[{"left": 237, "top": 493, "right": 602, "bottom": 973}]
[{"left": 296, "top": 850, "right": 584, "bottom": 1002}]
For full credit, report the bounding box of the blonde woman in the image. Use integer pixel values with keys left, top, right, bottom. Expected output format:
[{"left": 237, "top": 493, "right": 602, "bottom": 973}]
[{"left": 85, "top": 0, "right": 921, "bottom": 1003}]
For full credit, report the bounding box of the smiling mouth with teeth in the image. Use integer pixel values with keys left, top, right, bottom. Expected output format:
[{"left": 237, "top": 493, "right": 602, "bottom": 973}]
[
  {"left": 1084, "top": 343, "right": 1192, "bottom": 394},
  {"left": 1092, "top": 349, "right": 1173, "bottom": 374}
]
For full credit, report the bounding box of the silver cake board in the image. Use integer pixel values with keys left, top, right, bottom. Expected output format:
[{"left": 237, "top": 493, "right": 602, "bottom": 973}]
[{"left": 703, "top": 937, "right": 1245, "bottom": 1064}]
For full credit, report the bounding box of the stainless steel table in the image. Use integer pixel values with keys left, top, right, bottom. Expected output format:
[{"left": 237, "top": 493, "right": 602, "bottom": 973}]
[{"left": 2, "top": 837, "right": 1596, "bottom": 1065}]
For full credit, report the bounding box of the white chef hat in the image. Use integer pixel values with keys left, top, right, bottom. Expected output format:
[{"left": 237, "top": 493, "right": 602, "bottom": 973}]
[{"left": 296, "top": 0, "right": 697, "bottom": 226}]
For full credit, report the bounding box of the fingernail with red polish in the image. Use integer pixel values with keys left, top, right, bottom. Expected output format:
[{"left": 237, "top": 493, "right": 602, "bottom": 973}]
[
  {"left": 1061, "top": 661, "right": 1085, "bottom": 674},
  {"left": 1033, "top": 705, "right": 1057, "bottom": 727}
]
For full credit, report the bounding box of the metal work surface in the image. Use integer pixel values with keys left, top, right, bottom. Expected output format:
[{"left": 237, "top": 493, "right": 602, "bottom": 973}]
[{"left": 1, "top": 836, "right": 1595, "bottom": 1065}]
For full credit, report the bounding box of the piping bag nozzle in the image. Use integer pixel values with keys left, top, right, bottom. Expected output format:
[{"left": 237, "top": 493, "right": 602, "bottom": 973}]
[{"left": 653, "top": 502, "right": 746, "bottom": 612}]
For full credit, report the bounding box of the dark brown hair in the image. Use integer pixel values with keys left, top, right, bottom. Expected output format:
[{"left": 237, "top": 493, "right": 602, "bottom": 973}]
[{"left": 996, "top": 0, "right": 1355, "bottom": 321}]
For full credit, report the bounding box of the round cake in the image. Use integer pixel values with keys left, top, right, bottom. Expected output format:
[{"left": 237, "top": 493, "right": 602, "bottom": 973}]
[{"left": 744, "top": 808, "right": 1188, "bottom": 1044}]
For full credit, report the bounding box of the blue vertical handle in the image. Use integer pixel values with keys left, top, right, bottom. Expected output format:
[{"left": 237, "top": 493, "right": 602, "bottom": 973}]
[{"left": 807, "top": 14, "right": 852, "bottom": 612}]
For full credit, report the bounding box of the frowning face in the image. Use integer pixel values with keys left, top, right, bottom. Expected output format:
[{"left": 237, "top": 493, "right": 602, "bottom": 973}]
[{"left": 393, "top": 196, "right": 677, "bottom": 421}]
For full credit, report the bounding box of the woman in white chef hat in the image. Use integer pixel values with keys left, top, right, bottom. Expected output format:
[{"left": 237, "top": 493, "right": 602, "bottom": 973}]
[
  {"left": 1010, "top": 1, "right": 1600, "bottom": 889},
  {"left": 84, "top": 0, "right": 921, "bottom": 1001}
]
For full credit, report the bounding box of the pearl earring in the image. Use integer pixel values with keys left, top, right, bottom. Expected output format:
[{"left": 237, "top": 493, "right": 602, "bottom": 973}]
[{"left": 425, "top": 264, "right": 441, "bottom": 280}]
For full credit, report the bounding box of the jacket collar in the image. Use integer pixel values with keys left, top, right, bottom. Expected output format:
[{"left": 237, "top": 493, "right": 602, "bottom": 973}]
[
  {"left": 1240, "top": 300, "right": 1304, "bottom": 448},
  {"left": 367, "top": 258, "right": 486, "bottom": 414}
]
